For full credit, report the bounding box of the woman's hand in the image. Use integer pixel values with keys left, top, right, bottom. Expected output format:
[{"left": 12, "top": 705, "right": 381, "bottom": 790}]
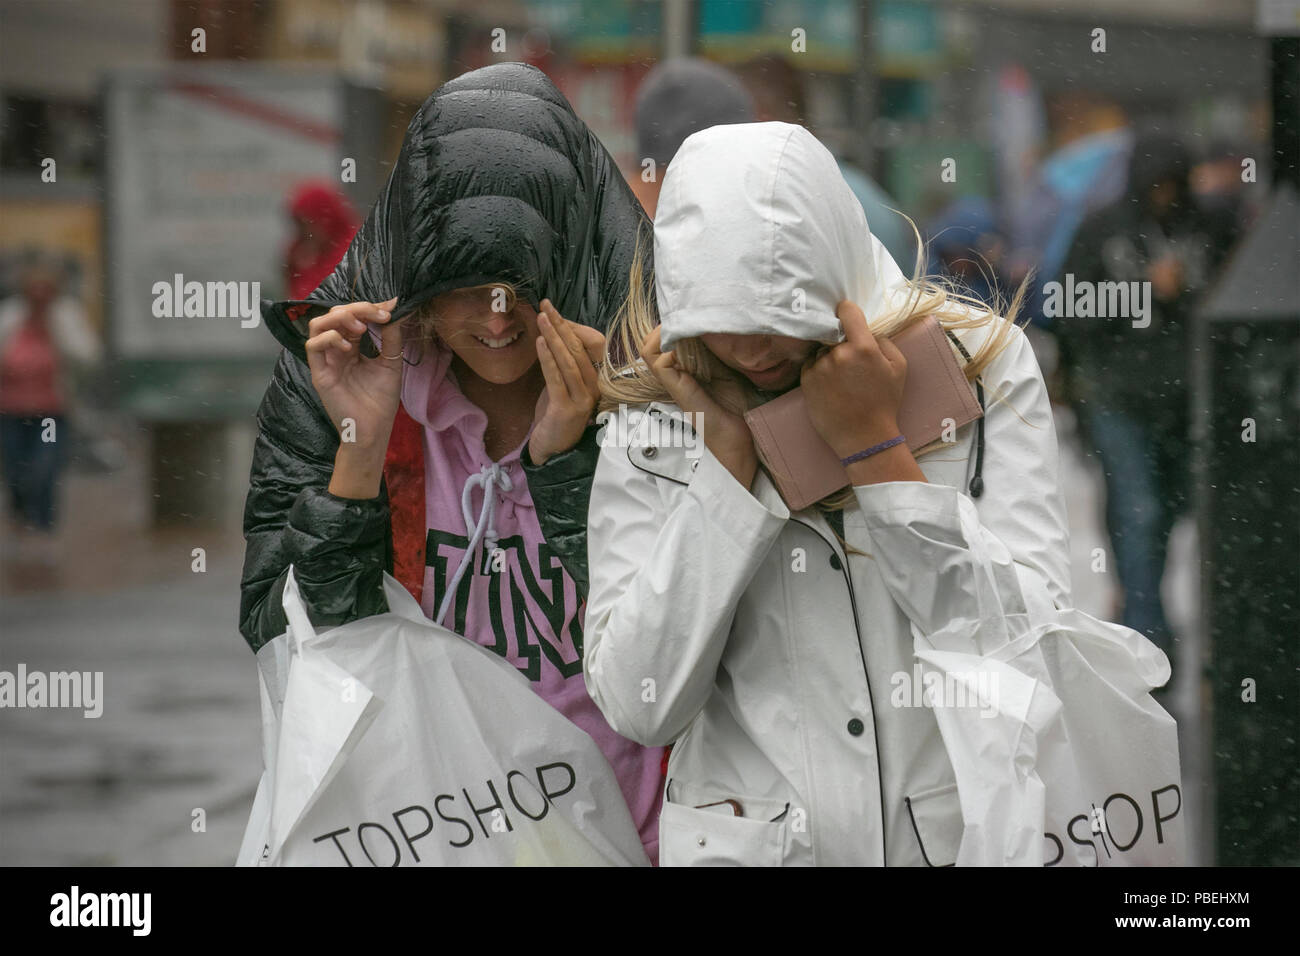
[
  {"left": 639, "top": 326, "right": 758, "bottom": 489},
  {"left": 802, "top": 300, "right": 925, "bottom": 484},
  {"left": 529, "top": 299, "right": 606, "bottom": 465},
  {"left": 304, "top": 298, "right": 401, "bottom": 498}
]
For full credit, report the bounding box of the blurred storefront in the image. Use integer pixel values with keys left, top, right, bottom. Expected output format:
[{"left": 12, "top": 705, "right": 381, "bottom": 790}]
[{"left": 0, "top": 0, "right": 1281, "bottom": 528}]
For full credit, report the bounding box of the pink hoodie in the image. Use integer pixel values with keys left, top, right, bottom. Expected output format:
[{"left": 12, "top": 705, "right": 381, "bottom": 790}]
[{"left": 400, "top": 344, "right": 663, "bottom": 863}]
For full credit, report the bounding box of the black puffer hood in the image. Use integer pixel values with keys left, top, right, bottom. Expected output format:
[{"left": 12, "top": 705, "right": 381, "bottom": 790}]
[{"left": 262, "top": 62, "right": 652, "bottom": 359}]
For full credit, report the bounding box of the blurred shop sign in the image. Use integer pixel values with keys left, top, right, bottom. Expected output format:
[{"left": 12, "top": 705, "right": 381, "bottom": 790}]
[
  {"left": 103, "top": 65, "right": 379, "bottom": 420},
  {"left": 526, "top": 0, "right": 660, "bottom": 61},
  {"left": 690, "top": 0, "right": 938, "bottom": 74},
  {"left": 269, "top": 0, "right": 442, "bottom": 99},
  {"left": 696, "top": 0, "right": 858, "bottom": 71},
  {"left": 871, "top": 0, "right": 942, "bottom": 76},
  {"left": 525, "top": 0, "right": 939, "bottom": 73}
]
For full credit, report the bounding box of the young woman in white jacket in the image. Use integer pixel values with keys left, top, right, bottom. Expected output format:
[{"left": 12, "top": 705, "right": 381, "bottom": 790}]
[{"left": 581, "top": 122, "right": 1175, "bottom": 867}]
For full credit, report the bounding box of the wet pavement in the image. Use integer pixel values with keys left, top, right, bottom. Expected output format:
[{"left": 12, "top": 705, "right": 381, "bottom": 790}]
[
  {"left": 0, "top": 409, "right": 1209, "bottom": 865},
  {"left": 1, "top": 428, "right": 260, "bottom": 865}
]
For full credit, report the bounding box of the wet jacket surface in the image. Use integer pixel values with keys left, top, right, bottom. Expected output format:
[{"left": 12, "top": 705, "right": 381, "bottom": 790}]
[{"left": 240, "top": 62, "right": 650, "bottom": 651}]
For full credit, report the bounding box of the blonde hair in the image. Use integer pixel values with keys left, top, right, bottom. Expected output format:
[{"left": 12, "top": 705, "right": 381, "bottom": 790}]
[{"left": 599, "top": 219, "right": 1031, "bottom": 516}]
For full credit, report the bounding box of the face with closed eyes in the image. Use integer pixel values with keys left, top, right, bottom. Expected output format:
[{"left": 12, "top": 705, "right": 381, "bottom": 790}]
[
  {"left": 420, "top": 285, "right": 541, "bottom": 385},
  {"left": 699, "top": 332, "right": 819, "bottom": 392}
]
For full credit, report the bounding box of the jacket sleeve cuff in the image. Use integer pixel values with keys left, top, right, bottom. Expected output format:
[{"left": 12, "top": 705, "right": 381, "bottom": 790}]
[
  {"left": 688, "top": 445, "right": 790, "bottom": 549},
  {"left": 521, "top": 423, "right": 600, "bottom": 484},
  {"left": 853, "top": 480, "right": 965, "bottom": 541},
  {"left": 289, "top": 487, "right": 390, "bottom": 549},
  {"left": 282, "top": 487, "right": 390, "bottom": 627},
  {"left": 852, "top": 480, "right": 986, "bottom": 641}
]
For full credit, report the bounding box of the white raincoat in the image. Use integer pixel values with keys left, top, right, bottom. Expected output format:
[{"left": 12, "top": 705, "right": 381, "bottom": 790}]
[{"left": 582, "top": 123, "right": 1180, "bottom": 867}]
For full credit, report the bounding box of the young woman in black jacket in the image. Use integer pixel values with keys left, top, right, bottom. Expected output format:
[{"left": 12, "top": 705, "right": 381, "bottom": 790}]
[{"left": 239, "top": 63, "right": 664, "bottom": 860}]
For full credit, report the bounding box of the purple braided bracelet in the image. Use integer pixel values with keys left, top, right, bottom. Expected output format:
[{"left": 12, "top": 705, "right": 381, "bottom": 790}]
[{"left": 840, "top": 434, "right": 906, "bottom": 467}]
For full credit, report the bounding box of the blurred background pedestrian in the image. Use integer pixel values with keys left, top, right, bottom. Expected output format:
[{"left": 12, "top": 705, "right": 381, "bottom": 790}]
[
  {"left": 1057, "top": 131, "right": 1242, "bottom": 684},
  {"left": 0, "top": 250, "right": 100, "bottom": 561},
  {"left": 632, "top": 56, "right": 755, "bottom": 218},
  {"left": 283, "top": 179, "right": 360, "bottom": 300}
]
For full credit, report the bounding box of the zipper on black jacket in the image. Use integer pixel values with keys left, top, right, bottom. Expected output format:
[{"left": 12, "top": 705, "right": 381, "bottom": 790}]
[{"left": 791, "top": 516, "right": 888, "bottom": 865}]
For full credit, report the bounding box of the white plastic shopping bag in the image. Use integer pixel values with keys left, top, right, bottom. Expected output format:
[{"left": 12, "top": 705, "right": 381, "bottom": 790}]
[
  {"left": 236, "top": 567, "right": 650, "bottom": 866},
  {"left": 915, "top": 607, "right": 1186, "bottom": 866}
]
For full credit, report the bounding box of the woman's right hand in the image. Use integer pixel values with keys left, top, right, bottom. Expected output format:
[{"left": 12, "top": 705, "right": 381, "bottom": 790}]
[
  {"left": 304, "top": 298, "right": 401, "bottom": 498},
  {"left": 639, "top": 326, "right": 758, "bottom": 489}
]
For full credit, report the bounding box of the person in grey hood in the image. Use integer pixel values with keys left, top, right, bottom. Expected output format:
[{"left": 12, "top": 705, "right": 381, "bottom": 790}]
[
  {"left": 582, "top": 122, "right": 1175, "bottom": 865},
  {"left": 633, "top": 57, "right": 756, "bottom": 218}
]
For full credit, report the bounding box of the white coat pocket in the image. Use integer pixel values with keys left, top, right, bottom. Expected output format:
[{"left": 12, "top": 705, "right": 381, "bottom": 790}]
[
  {"left": 904, "top": 781, "right": 963, "bottom": 867},
  {"left": 659, "top": 798, "right": 787, "bottom": 867}
]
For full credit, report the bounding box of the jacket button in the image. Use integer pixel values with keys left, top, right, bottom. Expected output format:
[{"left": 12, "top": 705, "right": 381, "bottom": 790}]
[
  {"left": 847, "top": 718, "right": 865, "bottom": 736},
  {"left": 697, "top": 836, "right": 706, "bottom": 847},
  {"left": 643, "top": 446, "right": 657, "bottom": 459},
  {"left": 829, "top": 554, "right": 843, "bottom": 571}
]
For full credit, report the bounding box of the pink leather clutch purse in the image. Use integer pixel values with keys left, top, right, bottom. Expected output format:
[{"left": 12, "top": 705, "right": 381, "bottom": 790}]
[{"left": 743, "top": 316, "right": 982, "bottom": 511}]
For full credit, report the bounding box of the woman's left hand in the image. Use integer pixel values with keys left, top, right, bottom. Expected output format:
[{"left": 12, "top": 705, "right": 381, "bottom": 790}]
[
  {"left": 529, "top": 298, "right": 605, "bottom": 465},
  {"left": 802, "top": 300, "right": 909, "bottom": 460}
]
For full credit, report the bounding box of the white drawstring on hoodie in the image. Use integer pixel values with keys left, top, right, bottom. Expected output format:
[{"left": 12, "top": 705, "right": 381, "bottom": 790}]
[{"left": 435, "top": 462, "right": 513, "bottom": 627}]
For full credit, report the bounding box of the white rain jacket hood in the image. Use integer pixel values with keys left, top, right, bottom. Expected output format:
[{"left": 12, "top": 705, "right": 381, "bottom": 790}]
[
  {"left": 582, "top": 123, "right": 1180, "bottom": 867},
  {"left": 655, "top": 122, "right": 909, "bottom": 348}
]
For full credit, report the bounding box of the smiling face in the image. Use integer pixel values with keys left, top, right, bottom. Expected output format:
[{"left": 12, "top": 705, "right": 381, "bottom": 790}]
[
  {"left": 699, "top": 332, "right": 818, "bottom": 392},
  {"left": 420, "top": 285, "right": 540, "bottom": 384}
]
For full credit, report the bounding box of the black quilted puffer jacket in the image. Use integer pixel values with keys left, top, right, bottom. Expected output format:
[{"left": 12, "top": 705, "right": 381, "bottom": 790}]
[{"left": 239, "top": 63, "right": 652, "bottom": 652}]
